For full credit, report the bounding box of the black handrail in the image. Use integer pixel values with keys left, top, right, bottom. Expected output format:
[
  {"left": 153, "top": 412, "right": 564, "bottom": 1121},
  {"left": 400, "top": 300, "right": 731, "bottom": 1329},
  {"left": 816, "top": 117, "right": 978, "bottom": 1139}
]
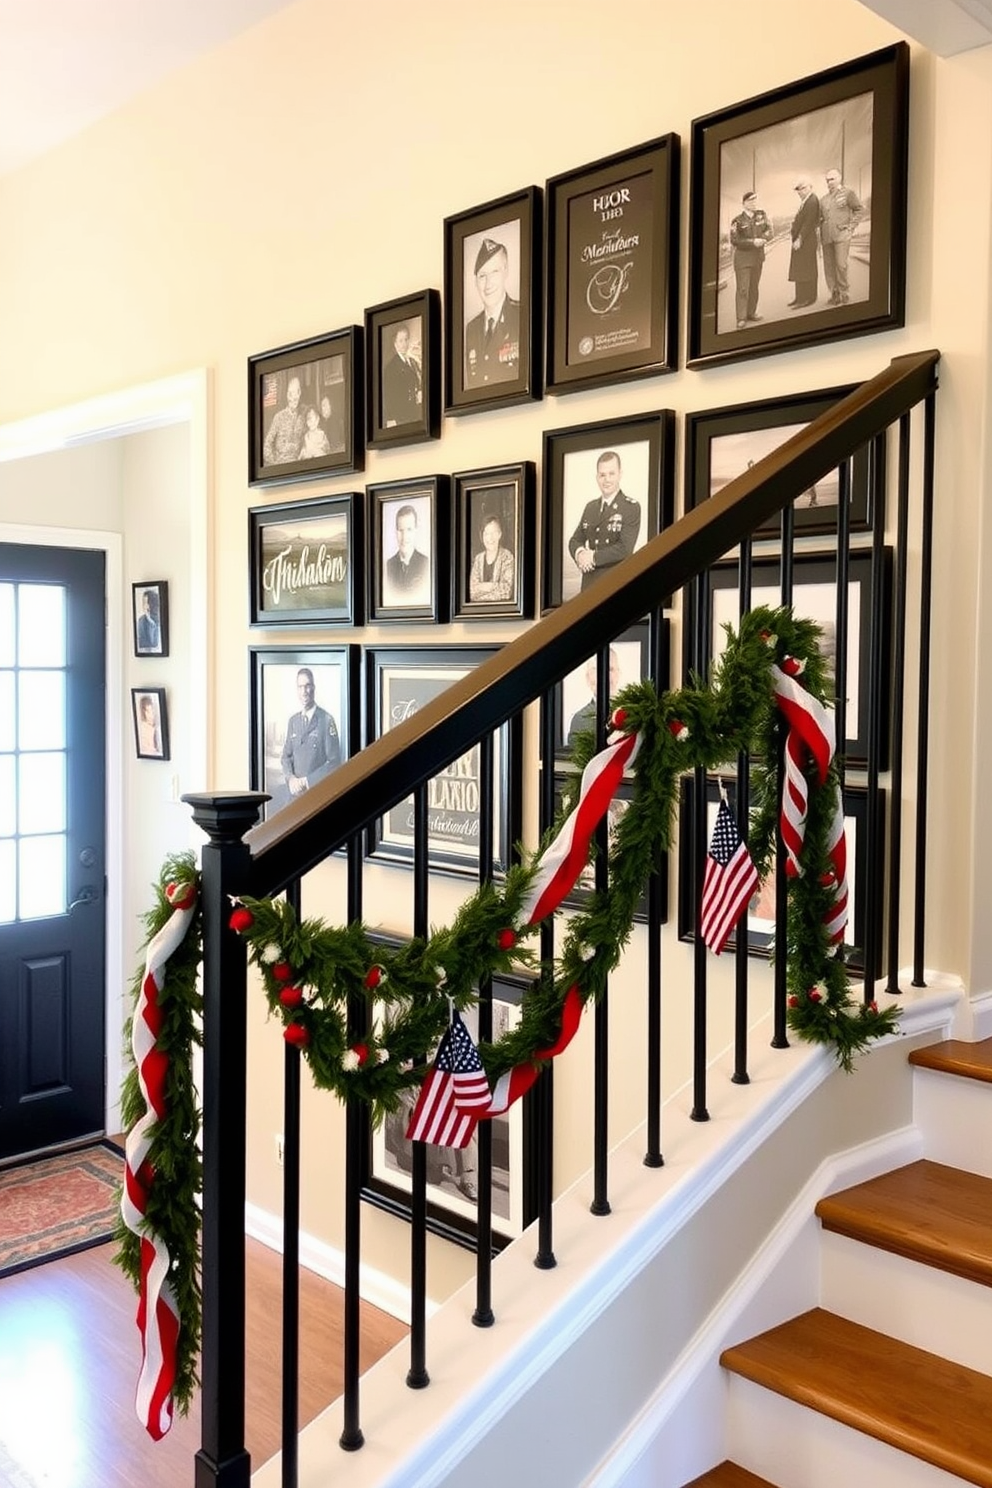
[{"left": 243, "top": 351, "right": 939, "bottom": 900}]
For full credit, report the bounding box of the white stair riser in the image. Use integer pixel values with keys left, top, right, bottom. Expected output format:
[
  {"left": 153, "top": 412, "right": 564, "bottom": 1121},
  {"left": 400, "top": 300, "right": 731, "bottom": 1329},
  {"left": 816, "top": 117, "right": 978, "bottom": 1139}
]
[
  {"left": 727, "top": 1376, "right": 973, "bottom": 1488},
  {"left": 914, "top": 1067, "right": 992, "bottom": 1176},
  {"left": 819, "top": 1228, "right": 992, "bottom": 1374}
]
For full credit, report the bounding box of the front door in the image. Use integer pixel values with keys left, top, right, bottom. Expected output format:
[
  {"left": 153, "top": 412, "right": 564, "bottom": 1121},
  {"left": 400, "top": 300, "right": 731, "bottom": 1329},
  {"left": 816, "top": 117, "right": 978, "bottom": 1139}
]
[{"left": 0, "top": 543, "right": 107, "bottom": 1161}]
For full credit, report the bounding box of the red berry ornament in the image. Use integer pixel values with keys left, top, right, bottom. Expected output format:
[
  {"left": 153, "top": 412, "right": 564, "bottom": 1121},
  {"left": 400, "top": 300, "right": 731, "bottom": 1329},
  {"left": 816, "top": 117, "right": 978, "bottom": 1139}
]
[
  {"left": 272, "top": 961, "right": 294, "bottom": 982},
  {"left": 279, "top": 986, "right": 303, "bottom": 1009},
  {"left": 229, "top": 906, "right": 254, "bottom": 933},
  {"left": 497, "top": 928, "right": 517, "bottom": 951},
  {"left": 284, "top": 1023, "right": 310, "bottom": 1049}
]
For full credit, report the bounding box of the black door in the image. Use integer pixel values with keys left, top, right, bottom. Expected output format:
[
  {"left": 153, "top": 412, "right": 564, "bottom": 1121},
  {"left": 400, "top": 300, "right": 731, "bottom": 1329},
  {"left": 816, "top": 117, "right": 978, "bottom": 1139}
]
[{"left": 0, "top": 543, "right": 107, "bottom": 1161}]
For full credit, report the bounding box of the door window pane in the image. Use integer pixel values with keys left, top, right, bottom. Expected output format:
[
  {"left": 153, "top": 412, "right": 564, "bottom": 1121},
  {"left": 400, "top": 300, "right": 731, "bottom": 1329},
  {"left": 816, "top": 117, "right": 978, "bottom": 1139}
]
[
  {"left": 0, "top": 585, "right": 13, "bottom": 666},
  {"left": 19, "top": 754, "right": 66, "bottom": 836},
  {"left": 18, "top": 584, "right": 65, "bottom": 667},
  {"left": 18, "top": 672, "right": 65, "bottom": 751},
  {"left": 18, "top": 835, "right": 65, "bottom": 918},
  {"left": 0, "top": 755, "right": 14, "bottom": 837},
  {"left": 0, "top": 672, "right": 13, "bottom": 751},
  {"left": 0, "top": 840, "right": 14, "bottom": 922}
]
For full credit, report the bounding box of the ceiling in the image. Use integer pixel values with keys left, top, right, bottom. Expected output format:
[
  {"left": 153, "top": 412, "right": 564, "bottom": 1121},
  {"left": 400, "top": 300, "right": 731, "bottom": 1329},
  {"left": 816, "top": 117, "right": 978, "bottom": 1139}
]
[
  {"left": 0, "top": 0, "right": 989, "bottom": 180},
  {"left": 0, "top": 0, "right": 299, "bottom": 176}
]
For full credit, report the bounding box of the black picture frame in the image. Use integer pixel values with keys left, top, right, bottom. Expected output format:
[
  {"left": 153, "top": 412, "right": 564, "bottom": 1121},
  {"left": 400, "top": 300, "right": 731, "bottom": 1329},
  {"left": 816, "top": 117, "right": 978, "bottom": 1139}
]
[
  {"left": 553, "top": 621, "right": 654, "bottom": 761},
  {"left": 696, "top": 548, "right": 892, "bottom": 768},
  {"left": 541, "top": 410, "right": 675, "bottom": 611},
  {"left": 546, "top": 133, "right": 680, "bottom": 395},
  {"left": 687, "top": 42, "right": 909, "bottom": 368},
  {"left": 549, "top": 770, "right": 666, "bottom": 926},
  {"left": 443, "top": 185, "right": 543, "bottom": 416},
  {"left": 365, "top": 289, "right": 440, "bottom": 449},
  {"left": 248, "top": 325, "right": 364, "bottom": 484},
  {"left": 677, "top": 774, "right": 883, "bottom": 974},
  {"left": 364, "top": 645, "right": 521, "bottom": 878},
  {"left": 684, "top": 385, "right": 874, "bottom": 539},
  {"left": 131, "top": 687, "right": 170, "bottom": 761},
  {"left": 131, "top": 580, "right": 169, "bottom": 657},
  {"left": 359, "top": 956, "right": 536, "bottom": 1252},
  {"left": 248, "top": 493, "right": 364, "bottom": 628},
  {"left": 451, "top": 461, "right": 535, "bottom": 622},
  {"left": 366, "top": 476, "right": 450, "bottom": 625},
  {"left": 249, "top": 645, "right": 360, "bottom": 823}
]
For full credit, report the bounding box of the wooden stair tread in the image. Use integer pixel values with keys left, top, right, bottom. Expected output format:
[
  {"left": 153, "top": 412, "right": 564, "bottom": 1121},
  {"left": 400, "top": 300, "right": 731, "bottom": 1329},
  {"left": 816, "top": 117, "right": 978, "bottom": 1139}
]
[
  {"left": 721, "top": 1307, "right": 992, "bottom": 1486},
  {"left": 909, "top": 1035, "right": 992, "bottom": 1082},
  {"left": 682, "top": 1464, "right": 780, "bottom": 1487},
  {"left": 815, "top": 1158, "right": 992, "bottom": 1286}
]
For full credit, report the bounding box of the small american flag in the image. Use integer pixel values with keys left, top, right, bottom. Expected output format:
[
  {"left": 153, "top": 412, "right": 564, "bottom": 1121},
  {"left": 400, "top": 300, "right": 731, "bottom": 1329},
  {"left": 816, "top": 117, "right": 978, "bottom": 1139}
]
[
  {"left": 405, "top": 1012, "right": 492, "bottom": 1149},
  {"left": 700, "top": 797, "right": 759, "bottom": 955}
]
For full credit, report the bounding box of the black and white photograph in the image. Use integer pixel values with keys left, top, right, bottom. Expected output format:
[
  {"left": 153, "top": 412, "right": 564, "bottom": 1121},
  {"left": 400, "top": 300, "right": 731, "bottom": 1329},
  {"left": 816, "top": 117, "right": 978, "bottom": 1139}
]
[
  {"left": 248, "top": 493, "right": 364, "bottom": 628},
  {"left": 131, "top": 688, "right": 169, "bottom": 761},
  {"left": 542, "top": 411, "right": 673, "bottom": 610},
  {"left": 688, "top": 43, "right": 909, "bottom": 366},
  {"left": 684, "top": 386, "right": 872, "bottom": 539},
  {"left": 364, "top": 646, "right": 520, "bottom": 877},
  {"left": 366, "top": 289, "right": 440, "bottom": 449},
  {"left": 367, "top": 477, "right": 450, "bottom": 624},
  {"left": 443, "top": 186, "right": 543, "bottom": 416},
  {"left": 452, "top": 462, "right": 535, "bottom": 621},
  {"left": 248, "top": 326, "right": 364, "bottom": 483},
  {"left": 678, "top": 775, "right": 882, "bottom": 973},
  {"left": 131, "top": 580, "right": 169, "bottom": 657},
  {"left": 546, "top": 134, "right": 680, "bottom": 394},
  {"left": 249, "top": 646, "right": 359, "bottom": 821},
  {"left": 554, "top": 623, "right": 652, "bottom": 758},
  {"left": 360, "top": 968, "right": 534, "bottom": 1250}
]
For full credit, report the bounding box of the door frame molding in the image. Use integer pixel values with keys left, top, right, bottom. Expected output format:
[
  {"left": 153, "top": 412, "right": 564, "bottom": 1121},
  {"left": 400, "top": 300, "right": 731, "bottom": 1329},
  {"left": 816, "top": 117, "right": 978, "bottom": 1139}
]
[{"left": 0, "top": 370, "right": 209, "bottom": 1133}]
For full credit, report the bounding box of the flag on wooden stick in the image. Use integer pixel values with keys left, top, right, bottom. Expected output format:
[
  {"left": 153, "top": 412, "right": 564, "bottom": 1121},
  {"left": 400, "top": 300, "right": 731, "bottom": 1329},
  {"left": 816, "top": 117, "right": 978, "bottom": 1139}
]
[{"left": 700, "top": 797, "right": 759, "bottom": 955}]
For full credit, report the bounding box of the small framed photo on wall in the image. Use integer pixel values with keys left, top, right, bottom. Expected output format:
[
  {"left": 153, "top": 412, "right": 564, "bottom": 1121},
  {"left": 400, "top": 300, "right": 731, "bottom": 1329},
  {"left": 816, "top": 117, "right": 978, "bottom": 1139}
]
[
  {"left": 451, "top": 461, "right": 535, "bottom": 621},
  {"left": 365, "top": 289, "right": 440, "bottom": 449},
  {"left": 367, "top": 476, "right": 450, "bottom": 625},
  {"left": 131, "top": 688, "right": 170, "bottom": 761},
  {"left": 248, "top": 326, "right": 364, "bottom": 484},
  {"left": 443, "top": 186, "right": 543, "bottom": 416},
  {"left": 132, "top": 581, "right": 169, "bottom": 657}
]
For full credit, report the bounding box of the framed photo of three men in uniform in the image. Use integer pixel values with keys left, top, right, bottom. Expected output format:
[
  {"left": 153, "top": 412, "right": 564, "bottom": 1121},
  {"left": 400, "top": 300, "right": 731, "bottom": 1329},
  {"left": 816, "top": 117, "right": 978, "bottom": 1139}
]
[{"left": 443, "top": 185, "right": 543, "bottom": 416}]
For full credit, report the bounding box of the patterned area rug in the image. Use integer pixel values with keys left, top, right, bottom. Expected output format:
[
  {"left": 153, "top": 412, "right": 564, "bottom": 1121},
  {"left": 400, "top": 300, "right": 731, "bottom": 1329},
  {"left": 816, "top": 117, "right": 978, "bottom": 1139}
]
[{"left": 0, "top": 1142, "right": 122, "bottom": 1279}]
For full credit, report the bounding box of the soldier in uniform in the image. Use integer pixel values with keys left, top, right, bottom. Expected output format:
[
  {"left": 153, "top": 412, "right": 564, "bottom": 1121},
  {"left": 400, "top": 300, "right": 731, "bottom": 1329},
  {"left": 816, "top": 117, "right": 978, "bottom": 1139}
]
[
  {"left": 381, "top": 322, "right": 422, "bottom": 426},
  {"left": 819, "top": 167, "right": 864, "bottom": 306},
  {"left": 464, "top": 236, "right": 520, "bottom": 388},
  {"left": 281, "top": 667, "right": 341, "bottom": 798},
  {"left": 567, "top": 450, "right": 642, "bottom": 592},
  {"left": 729, "top": 190, "right": 774, "bottom": 329},
  {"left": 263, "top": 374, "right": 306, "bottom": 465}
]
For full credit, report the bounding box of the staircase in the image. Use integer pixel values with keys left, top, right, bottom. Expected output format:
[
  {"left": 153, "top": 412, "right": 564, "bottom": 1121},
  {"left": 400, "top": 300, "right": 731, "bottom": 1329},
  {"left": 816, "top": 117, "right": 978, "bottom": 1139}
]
[{"left": 688, "top": 1036, "right": 992, "bottom": 1488}]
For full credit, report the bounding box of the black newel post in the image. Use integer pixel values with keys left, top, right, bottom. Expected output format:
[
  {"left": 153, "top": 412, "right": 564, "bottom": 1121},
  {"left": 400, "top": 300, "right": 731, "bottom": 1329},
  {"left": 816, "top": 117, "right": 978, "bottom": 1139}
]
[{"left": 184, "top": 791, "right": 268, "bottom": 1488}]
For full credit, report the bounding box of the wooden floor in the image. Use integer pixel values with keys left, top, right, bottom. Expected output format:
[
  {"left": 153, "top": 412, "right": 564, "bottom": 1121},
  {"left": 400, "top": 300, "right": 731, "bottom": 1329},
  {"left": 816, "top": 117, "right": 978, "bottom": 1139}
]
[{"left": 0, "top": 1236, "right": 407, "bottom": 1488}]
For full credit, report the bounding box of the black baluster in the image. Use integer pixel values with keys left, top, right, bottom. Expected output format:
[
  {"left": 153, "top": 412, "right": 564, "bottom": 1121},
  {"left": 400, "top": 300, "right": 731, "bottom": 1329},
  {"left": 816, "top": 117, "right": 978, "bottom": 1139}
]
[
  {"left": 913, "top": 391, "right": 937, "bottom": 986},
  {"left": 340, "top": 835, "right": 365, "bottom": 1448},
  {"left": 534, "top": 696, "right": 557, "bottom": 1269},
  {"left": 473, "top": 732, "right": 495, "bottom": 1328},
  {"left": 590, "top": 646, "right": 611, "bottom": 1215},
  {"left": 407, "top": 784, "right": 430, "bottom": 1390},
  {"left": 644, "top": 610, "right": 666, "bottom": 1165},
  {"left": 281, "top": 877, "right": 302, "bottom": 1488}
]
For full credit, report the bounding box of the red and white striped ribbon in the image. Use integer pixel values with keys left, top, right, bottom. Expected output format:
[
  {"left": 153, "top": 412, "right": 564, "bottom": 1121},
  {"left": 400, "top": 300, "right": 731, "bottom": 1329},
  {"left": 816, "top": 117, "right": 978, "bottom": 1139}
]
[
  {"left": 120, "top": 881, "right": 197, "bottom": 1440},
  {"left": 823, "top": 799, "right": 849, "bottom": 944}
]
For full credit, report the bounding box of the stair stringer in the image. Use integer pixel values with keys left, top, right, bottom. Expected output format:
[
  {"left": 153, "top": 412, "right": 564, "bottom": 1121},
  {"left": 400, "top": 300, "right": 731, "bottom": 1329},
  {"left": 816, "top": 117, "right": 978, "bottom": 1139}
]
[{"left": 251, "top": 992, "right": 954, "bottom": 1488}]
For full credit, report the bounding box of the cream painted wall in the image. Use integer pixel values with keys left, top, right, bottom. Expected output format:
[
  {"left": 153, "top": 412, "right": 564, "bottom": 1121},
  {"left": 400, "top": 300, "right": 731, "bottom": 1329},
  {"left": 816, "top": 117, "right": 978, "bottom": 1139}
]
[{"left": 0, "top": 0, "right": 989, "bottom": 1299}]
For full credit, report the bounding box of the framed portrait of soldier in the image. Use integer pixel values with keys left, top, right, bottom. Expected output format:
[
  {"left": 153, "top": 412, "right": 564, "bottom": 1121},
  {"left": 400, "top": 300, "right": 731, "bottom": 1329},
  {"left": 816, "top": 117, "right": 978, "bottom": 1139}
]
[
  {"left": 687, "top": 43, "right": 909, "bottom": 367},
  {"left": 443, "top": 185, "right": 543, "bottom": 416},
  {"left": 249, "top": 645, "right": 360, "bottom": 822},
  {"left": 451, "top": 461, "right": 535, "bottom": 622},
  {"left": 248, "top": 325, "right": 365, "bottom": 485},
  {"left": 365, "top": 289, "right": 440, "bottom": 450},
  {"left": 546, "top": 134, "right": 680, "bottom": 395},
  {"left": 366, "top": 475, "right": 450, "bottom": 625},
  {"left": 541, "top": 409, "right": 675, "bottom": 611}
]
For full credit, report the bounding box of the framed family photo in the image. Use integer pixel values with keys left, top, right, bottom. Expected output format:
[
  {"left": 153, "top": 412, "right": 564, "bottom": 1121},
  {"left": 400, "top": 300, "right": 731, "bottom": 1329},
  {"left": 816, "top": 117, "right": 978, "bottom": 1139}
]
[
  {"left": 360, "top": 963, "right": 535, "bottom": 1251},
  {"left": 249, "top": 645, "right": 359, "bottom": 821},
  {"left": 698, "top": 548, "right": 892, "bottom": 767},
  {"left": 365, "top": 289, "right": 440, "bottom": 449},
  {"left": 546, "top": 133, "right": 680, "bottom": 394},
  {"left": 678, "top": 774, "right": 883, "bottom": 974},
  {"left": 131, "top": 580, "right": 169, "bottom": 657},
  {"left": 364, "top": 646, "right": 521, "bottom": 877},
  {"left": 451, "top": 461, "right": 535, "bottom": 621},
  {"left": 248, "top": 493, "right": 364, "bottom": 628},
  {"left": 366, "top": 476, "right": 450, "bottom": 625},
  {"left": 684, "top": 385, "right": 873, "bottom": 539},
  {"left": 541, "top": 410, "right": 674, "bottom": 611},
  {"left": 248, "top": 326, "right": 364, "bottom": 484},
  {"left": 687, "top": 43, "right": 909, "bottom": 367},
  {"left": 131, "top": 688, "right": 169, "bottom": 761},
  {"left": 443, "top": 185, "right": 543, "bottom": 416}
]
